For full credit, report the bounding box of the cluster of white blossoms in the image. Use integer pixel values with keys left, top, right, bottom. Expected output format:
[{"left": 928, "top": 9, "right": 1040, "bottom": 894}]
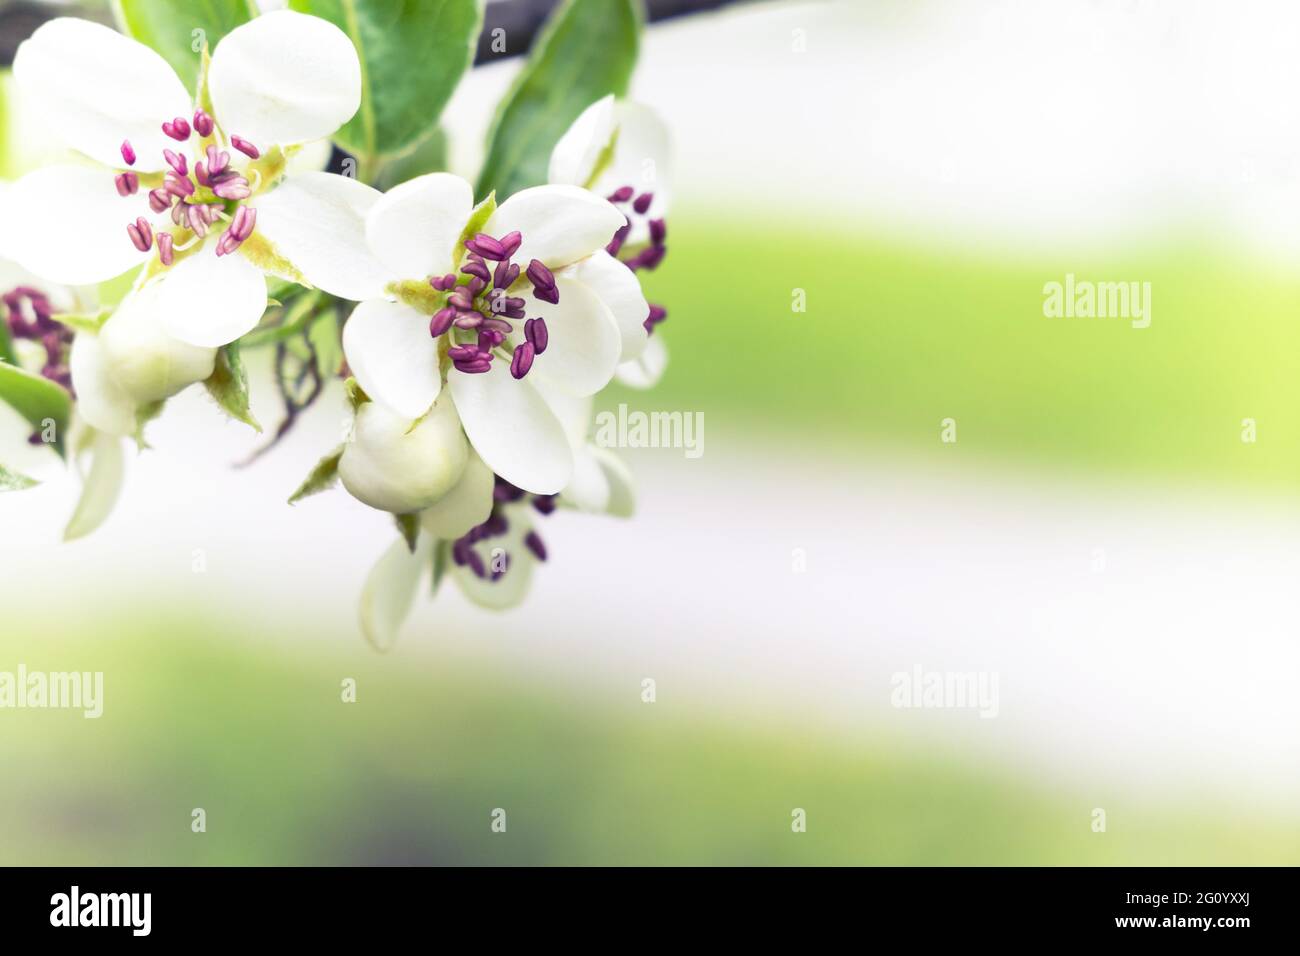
[{"left": 0, "top": 10, "right": 672, "bottom": 631}]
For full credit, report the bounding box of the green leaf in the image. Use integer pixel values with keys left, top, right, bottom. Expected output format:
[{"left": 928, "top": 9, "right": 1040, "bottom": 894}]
[
  {"left": 373, "top": 126, "right": 449, "bottom": 192},
  {"left": 394, "top": 512, "right": 420, "bottom": 552},
  {"left": 0, "top": 463, "right": 38, "bottom": 492},
  {"left": 308, "top": 310, "right": 343, "bottom": 380},
  {"left": 430, "top": 538, "right": 449, "bottom": 595},
  {"left": 344, "top": 376, "right": 370, "bottom": 410},
  {"left": 289, "top": 0, "right": 482, "bottom": 162},
  {"left": 0, "top": 310, "right": 15, "bottom": 366},
  {"left": 204, "top": 342, "right": 261, "bottom": 432},
  {"left": 288, "top": 445, "right": 344, "bottom": 504},
  {"left": 114, "top": 0, "right": 258, "bottom": 89},
  {"left": 476, "top": 0, "right": 642, "bottom": 200},
  {"left": 0, "top": 362, "right": 70, "bottom": 457}
]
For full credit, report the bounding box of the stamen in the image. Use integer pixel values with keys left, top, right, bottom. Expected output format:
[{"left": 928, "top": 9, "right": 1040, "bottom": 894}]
[
  {"left": 120, "top": 141, "right": 136, "bottom": 166},
  {"left": 526, "top": 259, "right": 559, "bottom": 304},
  {"left": 126, "top": 218, "right": 153, "bottom": 252},
  {"left": 148, "top": 188, "right": 172, "bottom": 213},
  {"left": 163, "top": 148, "right": 188, "bottom": 176},
  {"left": 524, "top": 317, "right": 548, "bottom": 354},
  {"left": 212, "top": 176, "right": 251, "bottom": 200},
  {"left": 644, "top": 304, "right": 667, "bottom": 333},
  {"left": 229, "top": 205, "right": 257, "bottom": 242},
  {"left": 114, "top": 172, "right": 139, "bottom": 196},
  {"left": 499, "top": 231, "right": 522, "bottom": 258},
  {"left": 157, "top": 232, "right": 174, "bottom": 266},
  {"left": 510, "top": 342, "right": 535, "bottom": 379},
  {"left": 192, "top": 109, "right": 214, "bottom": 137},
  {"left": 164, "top": 174, "right": 195, "bottom": 198},
  {"left": 161, "top": 117, "right": 191, "bottom": 141},
  {"left": 524, "top": 530, "right": 547, "bottom": 561},
  {"left": 230, "top": 135, "right": 260, "bottom": 159},
  {"left": 464, "top": 233, "right": 508, "bottom": 261},
  {"left": 461, "top": 259, "right": 491, "bottom": 283},
  {"left": 493, "top": 260, "right": 519, "bottom": 289},
  {"left": 608, "top": 186, "right": 634, "bottom": 202},
  {"left": 649, "top": 218, "right": 667, "bottom": 246},
  {"left": 633, "top": 192, "right": 654, "bottom": 214},
  {"left": 429, "top": 307, "right": 455, "bottom": 337}
]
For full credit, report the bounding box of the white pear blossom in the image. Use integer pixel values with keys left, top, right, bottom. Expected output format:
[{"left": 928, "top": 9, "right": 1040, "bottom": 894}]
[
  {"left": 549, "top": 95, "right": 673, "bottom": 390},
  {"left": 2, "top": 12, "right": 379, "bottom": 348},
  {"left": 330, "top": 172, "right": 653, "bottom": 504}
]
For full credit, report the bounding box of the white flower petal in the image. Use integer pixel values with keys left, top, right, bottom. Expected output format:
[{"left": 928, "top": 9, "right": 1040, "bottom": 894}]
[
  {"left": 285, "top": 138, "right": 335, "bottom": 176},
  {"left": 565, "top": 444, "right": 611, "bottom": 513},
  {"left": 598, "top": 101, "right": 673, "bottom": 231},
  {"left": 359, "top": 536, "right": 433, "bottom": 652},
  {"left": 486, "top": 184, "right": 623, "bottom": 269},
  {"left": 338, "top": 397, "right": 468, "bottom": 515},
  {"left": 590, "top": 445, "right": 635, "bottom": 517},
  {"left": 4, "top": 165, "right": 148, "bottom": 285},
  {"left": 158, "top": 244, "right": 267, "bottom": 347},
  {"left": 523, "top": 276, "right": 621, "bottom": 397},
  {"left": 560, "top": 251, "right": 650, "bottom": 362},
  {"left": 529, "top": 376, "right": 592, "bottom": 447},
  {"left": 420, "top": 449, "right": 494, "bottom": 540},
  {"left": 209, "top": 9, "right": 361, "bottom": 147},
  {"left": 548, "top": 94, "right": 616, "bottom": 188},
  {"left": 366, "top": 173, "right": 474, "bottom": 280},
  {"left": 448, "top": 362, "right": 573, "bottom": 495},
  {"left": 614, "top": 333, "right": 668, "bottom": 389},
  {"left": 341, "top": 298, "right": 440, "bottom": 420},
  {"left": 64, "top": 428, "right": 126, "bottom": 541},
  {"left": 254, "top": 171, "right": 392, "bottom": 301},
  {"left": 12, "top": 17, "right": 191, "bottom": 172},
  {"left": 69, "top": 333, "right": 136, "bottom": 436}
]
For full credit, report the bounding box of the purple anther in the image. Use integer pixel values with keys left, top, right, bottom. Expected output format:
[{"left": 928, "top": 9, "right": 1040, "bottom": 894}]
[
  {"left": 447, "top": 345, "right": 482, "bottom": 362},
  {"left": 162, "top": 117, "right": 191, "bottom": 141},
  {"left": 157, "top": 232, "right": 175, "bottom": 266},
  {"left": 212, "top": 176, "right": 251, "bottom": 200},
  {"left": 186, "top": 203, "right": 209, "bottom": 238},
  {"left": 453, "top": 312, "right": 483, "bottom": 330},
  {"left": 649, "top": 218, "right": 667, "bottom": 246},
  {"left": 532, "top": 494, "right": 557, "bottom": 515},
  {"left": 230, "top": 135, "right": 260, "bottom": 159},
  {"left": 493, "top": 260, "right": 520, "bottom": 290},
  {"left": 608, "top": 185, "right": 634, "bottom": 203},
  {"left": 478, "top": 329, "right": 504, "bottom": 351},
  {"left": 644, "top": 303, "right": 667, "bottom": 332},
  {"left": 164, "top": 173, "right": 195, "bottom": 198},
  {"left": 628, "top": 245, "right": 666, "bottom": 271},
  {"left": 499, "top": 231, "right": 522, "bottom": 258},
  {"left": 229, "top": 204, "right": 257, "bottom": 242},
  {"left": 163, "top": 149, "right": 188, "bottom": 176},
  {"left": 465, "top": 548, "right": 486, "bottom": 578},
  {"left": 510, "top": 342, "right": 535, "bottom": 379},
  {"left": 633, "top": 192, "right": 654, "bottom": 215},
  {"left": 480, "top": 317, "right": 513, "bottom": 335},
  {"left": 120, "top": 141, "right": 136, "bottom": 166},
  {"left": 428, "top": 273, "right": 456, "bottom": 291},
  {"left": 524, "top": 530, "right": 547, "bottom": 561},
  {"left": 127, "top": 218, "right": 153, "bottom": 252},
  {"left": 429, "top": 307, "right": 455, "bottom": 337},
  {"left": 606, "top": 220, "right": 631, "bottom": 257},
  {"left": 447, "top": 290, "right": 474, "bottom": 311},
  {"left": 192, "top": 109, "right": 214, "bottom": 137},
  {"left": 114, "top": 172, "right": 139, "bottom": 196},
  {"left": 526, "top": 259, "right": 559, "bottom": 303},
  {"left": 524, "top": 316, "right": 548, "bottom": 354},
  {"left": 461, "top": 259, "right": 490, "bottom": 282},
  {"left": 465, "top": 233, "right": 507, "bottom": 261},
  {"left": 206, "top": 146, "right": 230, "bottom": 175}
]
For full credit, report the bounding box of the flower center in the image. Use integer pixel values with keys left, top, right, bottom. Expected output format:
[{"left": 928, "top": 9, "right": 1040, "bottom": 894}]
[
  {"left": 425, "top": 232, "right": 558, "bottom": 381},
  {"left": 449, "top": 475, "right": 554, "bottom": 581},
  {"left": 116, "top": 111, "right": 262, "bottom": 267},
  {"left": 605, "top": 185, "right": 669, "bottom": 333}
]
